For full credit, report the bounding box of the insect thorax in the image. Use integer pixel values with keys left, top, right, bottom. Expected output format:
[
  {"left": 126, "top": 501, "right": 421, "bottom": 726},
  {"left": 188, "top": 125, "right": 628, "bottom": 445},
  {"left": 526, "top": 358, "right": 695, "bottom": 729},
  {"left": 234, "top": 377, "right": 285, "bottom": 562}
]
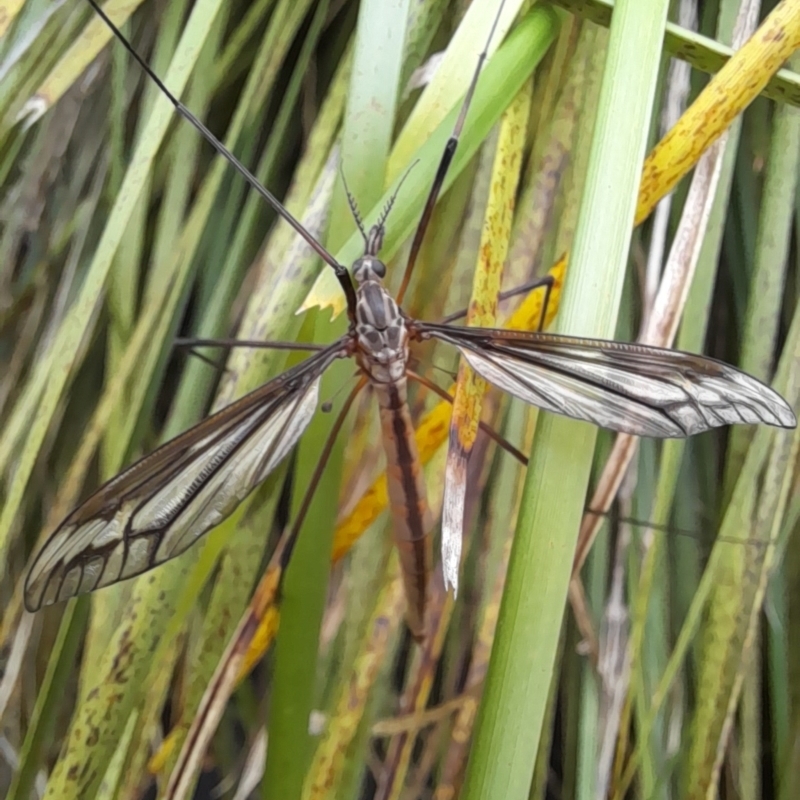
[{"left": 354, "top": 277, "right": 408, "bottom": 385}]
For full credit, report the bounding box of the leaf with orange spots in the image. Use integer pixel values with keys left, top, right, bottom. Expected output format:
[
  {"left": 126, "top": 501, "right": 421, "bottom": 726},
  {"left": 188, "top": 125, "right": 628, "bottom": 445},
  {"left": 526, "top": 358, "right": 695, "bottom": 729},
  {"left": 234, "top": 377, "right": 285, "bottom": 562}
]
[{"left": 441, "top": 83, "right": 532, "bottom": 593}]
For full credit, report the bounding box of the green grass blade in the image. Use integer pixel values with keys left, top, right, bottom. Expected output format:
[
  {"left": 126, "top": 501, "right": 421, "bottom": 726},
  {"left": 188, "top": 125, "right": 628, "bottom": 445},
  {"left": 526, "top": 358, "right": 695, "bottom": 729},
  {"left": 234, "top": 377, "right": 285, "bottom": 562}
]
[{"left": 462, "top": 0, "right": 670, "bottom": 796}]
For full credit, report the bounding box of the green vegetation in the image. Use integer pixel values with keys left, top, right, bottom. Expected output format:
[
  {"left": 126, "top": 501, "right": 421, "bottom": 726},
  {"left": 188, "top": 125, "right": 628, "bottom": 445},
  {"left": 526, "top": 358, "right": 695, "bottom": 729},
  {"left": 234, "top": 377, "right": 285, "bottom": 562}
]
[{"left": 1, "top": 1, "right": 798, "bottom": 798}]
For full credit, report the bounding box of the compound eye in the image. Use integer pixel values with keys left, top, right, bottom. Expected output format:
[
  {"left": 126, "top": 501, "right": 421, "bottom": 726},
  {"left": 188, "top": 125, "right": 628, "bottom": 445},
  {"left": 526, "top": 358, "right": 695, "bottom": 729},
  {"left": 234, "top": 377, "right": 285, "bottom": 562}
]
[
  {"left": 372, "top": 259, "right": 386, "bottom": 278},
  {"left": 352, "top": 256, "right": 387, "bottom": 282}
]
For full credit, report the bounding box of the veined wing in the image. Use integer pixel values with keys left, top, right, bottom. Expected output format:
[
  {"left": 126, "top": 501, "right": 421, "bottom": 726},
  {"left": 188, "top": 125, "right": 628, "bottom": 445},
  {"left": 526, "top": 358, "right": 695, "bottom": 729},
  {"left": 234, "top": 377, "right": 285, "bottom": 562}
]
[
  {"left": 24, "top": 342, "right": 347, "bottom": 611},
  {"left": 417, "top": 324, "right": 796, "bottom": 437}
]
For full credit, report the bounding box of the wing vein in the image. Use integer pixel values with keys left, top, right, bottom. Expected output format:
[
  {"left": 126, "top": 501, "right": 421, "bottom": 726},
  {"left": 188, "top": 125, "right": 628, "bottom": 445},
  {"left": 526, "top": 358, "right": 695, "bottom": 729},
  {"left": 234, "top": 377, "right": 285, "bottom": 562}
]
[
  {"left": 24, "top": 342, "right": 347, "bottom": 610},
  {"left": 416, "top": 323, "right": 796, "bottom": 438}
]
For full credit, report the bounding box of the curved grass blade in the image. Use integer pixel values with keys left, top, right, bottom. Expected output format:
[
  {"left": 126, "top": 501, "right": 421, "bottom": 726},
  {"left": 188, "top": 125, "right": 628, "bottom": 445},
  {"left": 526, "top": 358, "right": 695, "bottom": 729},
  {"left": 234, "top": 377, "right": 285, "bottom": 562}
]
[
  {"left": 551, "top": 0, "right": 800, "bottom": 109},
  {"left": 442, "top": 82, "right": 530, "bottom": 594}
]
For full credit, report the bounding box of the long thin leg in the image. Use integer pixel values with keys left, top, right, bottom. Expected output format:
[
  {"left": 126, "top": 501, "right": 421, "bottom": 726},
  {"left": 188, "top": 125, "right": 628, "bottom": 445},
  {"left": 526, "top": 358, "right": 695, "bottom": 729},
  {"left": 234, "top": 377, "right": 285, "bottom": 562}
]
[
  {"left": 406, "top": 370, "right": 706, "bottom": 540},
  {"left": 173, "top": 338, "right": 326, "bottom": 352},
  {"left": 580, "top": 509, "right": 732, "bottom": 544},
  {"left": 406, "top": 369, "right": 527, "bottom": 464},
  {"left": 184, "top": 348, "right": 228, "bottom": 374},
  {"left": 83, "top": 0, "right": 359, "bottom": 324},
  {"left": 178, "top": 339, "right": 327, "bottom": 383},
  {"left": 535, "top": 275, "right": 555, "bottom": 331},
  {"left": 395, "top": 0, "right": 509, "bottom": 305},
  {"left": 163, "top": 378, "right": 362, "bottom": 799},
  {"left": 438, "top": 274, "right": 555, "bottom": 325},
  {"left": 278, "top": 376, "right": 368, "bottom": 573}
]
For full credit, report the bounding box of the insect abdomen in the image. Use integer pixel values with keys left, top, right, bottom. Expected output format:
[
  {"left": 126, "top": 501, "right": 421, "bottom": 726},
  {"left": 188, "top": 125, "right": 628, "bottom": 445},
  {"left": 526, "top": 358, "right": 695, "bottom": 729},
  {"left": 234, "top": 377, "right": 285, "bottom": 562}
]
[{"left": 375, "top": 380, "right": 433, "bottom": 639}]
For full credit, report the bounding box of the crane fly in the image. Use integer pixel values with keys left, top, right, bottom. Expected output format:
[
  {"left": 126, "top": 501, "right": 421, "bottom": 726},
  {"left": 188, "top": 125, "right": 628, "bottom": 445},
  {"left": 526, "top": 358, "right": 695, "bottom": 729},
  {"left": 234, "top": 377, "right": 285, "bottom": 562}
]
[{"left": 24, "top": 0, "right": 797, "bottom": 640}]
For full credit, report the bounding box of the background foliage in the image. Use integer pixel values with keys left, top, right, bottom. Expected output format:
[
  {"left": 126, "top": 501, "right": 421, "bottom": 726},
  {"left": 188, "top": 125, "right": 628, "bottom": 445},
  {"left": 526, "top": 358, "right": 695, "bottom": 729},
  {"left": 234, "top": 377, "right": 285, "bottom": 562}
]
[{"left": 1, "top": 0, "right": 798, "bottom": 798}]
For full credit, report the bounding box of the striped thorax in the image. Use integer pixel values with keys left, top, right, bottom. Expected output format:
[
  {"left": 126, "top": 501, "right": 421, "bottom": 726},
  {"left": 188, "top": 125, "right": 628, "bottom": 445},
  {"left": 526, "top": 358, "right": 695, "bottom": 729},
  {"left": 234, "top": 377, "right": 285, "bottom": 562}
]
[{"left": 352, "top": 251, "right": 410, "bottom": 386}]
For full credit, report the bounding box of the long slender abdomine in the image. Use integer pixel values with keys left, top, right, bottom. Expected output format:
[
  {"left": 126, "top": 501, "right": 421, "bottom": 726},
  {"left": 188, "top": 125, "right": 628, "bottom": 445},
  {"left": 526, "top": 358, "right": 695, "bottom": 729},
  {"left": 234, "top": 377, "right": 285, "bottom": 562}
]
[{"left": 375, "top": 380, "right": 433, "bottom": 640}]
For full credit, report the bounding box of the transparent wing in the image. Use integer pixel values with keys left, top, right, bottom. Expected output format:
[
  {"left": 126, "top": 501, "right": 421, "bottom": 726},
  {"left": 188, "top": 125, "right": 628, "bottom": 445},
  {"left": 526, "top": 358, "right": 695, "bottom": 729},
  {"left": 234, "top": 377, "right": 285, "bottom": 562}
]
[
  {"left": 418, "top": 324, "right": 796, "bottom": 437},
  {"left": 24, "top": 343, "right": 346, "bottom": 611}
]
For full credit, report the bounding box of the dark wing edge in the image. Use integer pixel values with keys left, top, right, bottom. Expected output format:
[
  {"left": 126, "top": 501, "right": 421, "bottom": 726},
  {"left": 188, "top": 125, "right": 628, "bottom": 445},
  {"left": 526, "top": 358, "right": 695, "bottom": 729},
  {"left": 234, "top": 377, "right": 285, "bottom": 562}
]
[
  {"left": 418, "top": 323, "right": 796, "bottom": 438},
  {"left": 24, "top": 342, "right": 347, "bottom": 611}
]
